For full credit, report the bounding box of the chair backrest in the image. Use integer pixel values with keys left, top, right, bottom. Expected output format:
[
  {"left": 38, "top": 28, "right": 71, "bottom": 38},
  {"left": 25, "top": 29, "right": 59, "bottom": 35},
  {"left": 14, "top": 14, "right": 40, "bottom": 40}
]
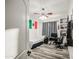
[
  {"left": 51, "top": 33, "right": 57, "bottom": 37},
  {"left": 61, "top": 36, "right": 64, "bottom": 43}
]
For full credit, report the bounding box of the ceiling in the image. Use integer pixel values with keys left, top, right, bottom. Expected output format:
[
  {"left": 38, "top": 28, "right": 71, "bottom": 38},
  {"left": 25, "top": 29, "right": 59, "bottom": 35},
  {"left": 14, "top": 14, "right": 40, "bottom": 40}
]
[{"left": 28, "top": 0, "right": 72, "bottom": 18}]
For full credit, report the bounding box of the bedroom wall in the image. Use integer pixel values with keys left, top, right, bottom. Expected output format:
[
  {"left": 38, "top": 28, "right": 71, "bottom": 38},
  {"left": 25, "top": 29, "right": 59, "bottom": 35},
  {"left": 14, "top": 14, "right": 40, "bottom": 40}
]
[
  {"left": 29, "top": 19, "right": 42, "bottom": 43},
  {"left": 68, "top": 0, "right": 73, "bottom": 21}
]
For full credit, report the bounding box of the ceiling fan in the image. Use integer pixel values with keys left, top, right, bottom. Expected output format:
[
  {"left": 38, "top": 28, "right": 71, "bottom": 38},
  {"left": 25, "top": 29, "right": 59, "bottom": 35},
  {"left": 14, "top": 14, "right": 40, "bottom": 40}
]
[{"left": 33, "top": 8, "right": 53, "bottom": 17}]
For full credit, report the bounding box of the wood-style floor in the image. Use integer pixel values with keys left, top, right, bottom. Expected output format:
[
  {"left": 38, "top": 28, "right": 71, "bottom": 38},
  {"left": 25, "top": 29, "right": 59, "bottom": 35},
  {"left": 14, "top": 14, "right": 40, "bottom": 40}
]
[{"left": 30, "top": 44, "right": 69, "bottom": 59}]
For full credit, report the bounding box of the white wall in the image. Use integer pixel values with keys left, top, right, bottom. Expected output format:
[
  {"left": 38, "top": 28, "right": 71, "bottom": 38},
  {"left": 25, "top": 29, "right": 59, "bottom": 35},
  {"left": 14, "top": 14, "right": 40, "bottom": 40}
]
[
  {"left": 68, "top": 0, "right": 73, "bottom": 21},
  {"left": 29, "top": 19, "right": 42, "bottom": 43},
  {"left": 5, "top": 0, "right": 27, "bottom": 59}
]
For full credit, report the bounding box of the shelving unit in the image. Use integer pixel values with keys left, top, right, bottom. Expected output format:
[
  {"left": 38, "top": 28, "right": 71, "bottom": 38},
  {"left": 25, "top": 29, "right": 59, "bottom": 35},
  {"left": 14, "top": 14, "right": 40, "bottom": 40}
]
[{"left": 59, "top": 16, "right": 69, "bottom": 36}]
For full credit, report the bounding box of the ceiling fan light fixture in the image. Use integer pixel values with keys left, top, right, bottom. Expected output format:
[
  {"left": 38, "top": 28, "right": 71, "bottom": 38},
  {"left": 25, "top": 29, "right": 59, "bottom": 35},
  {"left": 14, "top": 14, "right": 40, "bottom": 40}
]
[{"left": 39, "top": 15, "right": 47, "bottom": 20}]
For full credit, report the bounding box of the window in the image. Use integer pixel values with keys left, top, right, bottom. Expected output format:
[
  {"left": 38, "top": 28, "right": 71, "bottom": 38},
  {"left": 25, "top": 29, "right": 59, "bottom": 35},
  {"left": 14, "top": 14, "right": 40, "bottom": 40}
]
[{"left": 42, "top": 22, "right": 57, "bottom": 37}]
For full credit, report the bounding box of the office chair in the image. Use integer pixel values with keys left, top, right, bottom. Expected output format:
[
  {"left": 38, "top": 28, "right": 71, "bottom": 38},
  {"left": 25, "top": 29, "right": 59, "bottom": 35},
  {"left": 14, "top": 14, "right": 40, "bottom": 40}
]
[{"left": 49, "top": 33, "right": 58, "bottom": 45}]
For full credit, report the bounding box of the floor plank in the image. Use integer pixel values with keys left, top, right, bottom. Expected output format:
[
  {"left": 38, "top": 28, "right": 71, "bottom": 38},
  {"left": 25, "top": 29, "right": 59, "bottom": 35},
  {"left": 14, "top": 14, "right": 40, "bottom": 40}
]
[{"left": 30, "top": 44, "right": 69, "bottom": 59}]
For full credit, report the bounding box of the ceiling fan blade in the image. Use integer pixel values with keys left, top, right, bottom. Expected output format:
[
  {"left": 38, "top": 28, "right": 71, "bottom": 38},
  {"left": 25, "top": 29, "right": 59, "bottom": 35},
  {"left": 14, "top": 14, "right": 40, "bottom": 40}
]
[
  {"left": 33, "top": 13, "right": 40, "bottom": 15},
  {"left": 47, "top": 12, "right": 53, "bottom": 15}
]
